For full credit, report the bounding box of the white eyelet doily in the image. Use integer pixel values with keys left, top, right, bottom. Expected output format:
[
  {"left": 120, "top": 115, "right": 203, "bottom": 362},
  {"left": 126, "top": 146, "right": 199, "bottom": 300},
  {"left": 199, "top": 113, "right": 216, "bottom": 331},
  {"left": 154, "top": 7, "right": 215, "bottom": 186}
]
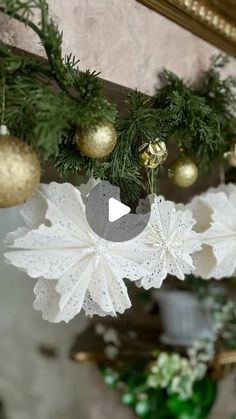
[
  {"left": 4, "top": 180, "right": 148, "bottom": 323},
  {"left": 137, "top": 196, "right": 201, "bottom": 290},
  {"left": 189, "top": 183, "right": 236, "bottom": 279}
]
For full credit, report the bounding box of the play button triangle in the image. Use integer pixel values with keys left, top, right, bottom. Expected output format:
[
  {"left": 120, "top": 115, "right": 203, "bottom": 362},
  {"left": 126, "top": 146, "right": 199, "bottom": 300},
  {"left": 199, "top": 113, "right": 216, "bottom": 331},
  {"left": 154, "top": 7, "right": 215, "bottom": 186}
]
[{"left": 108, "top": 198, "right": 131, "bottom": 222}]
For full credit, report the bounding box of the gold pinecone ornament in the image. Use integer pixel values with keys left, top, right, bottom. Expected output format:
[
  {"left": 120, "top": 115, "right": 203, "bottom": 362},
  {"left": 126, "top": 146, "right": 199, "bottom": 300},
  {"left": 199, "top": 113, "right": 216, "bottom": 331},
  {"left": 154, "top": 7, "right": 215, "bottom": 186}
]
[
  {"left": 139, "top": 139, "right": 168, "bottom": 169},
  {"left": 168, "top": 155, "right": 198, "bottom": 188},
  {"left": 0, "top": 125, "right": 41, "bottom": 208},
  {"left": 224, "top": 140, "right": 236, "bottom": 167},
  {"left": 74, "top": 122, "right": 117, "bottom": 159}
]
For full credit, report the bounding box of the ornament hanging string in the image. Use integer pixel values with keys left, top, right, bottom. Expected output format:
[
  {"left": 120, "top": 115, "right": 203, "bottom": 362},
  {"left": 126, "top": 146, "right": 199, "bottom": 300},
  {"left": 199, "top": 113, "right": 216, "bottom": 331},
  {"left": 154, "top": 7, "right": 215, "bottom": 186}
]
[
  {"left": 1, "top": 76, "right": 5, "bottom": 125},
  {"left": 147, "top": 167, "right": 158, "bottom": 195},
  {"left": 219, "top": 163, "right": 225, "bottom": 184},
  {"left": 0, "top": 77, "right": 8, "bottom": 136}
]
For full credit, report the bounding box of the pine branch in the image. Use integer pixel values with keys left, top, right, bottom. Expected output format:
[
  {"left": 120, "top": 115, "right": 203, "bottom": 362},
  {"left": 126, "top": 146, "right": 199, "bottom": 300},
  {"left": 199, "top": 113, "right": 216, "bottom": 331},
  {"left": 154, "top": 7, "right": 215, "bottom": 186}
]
[
  {"left": 0, "top": 0, "right": 69, "bottom": 96},
  {"left": 54, "top": 92, "right": 154, "bottom": 202},
  {"left": 0, "top": 0, "right": 117, "bottom": 115},
  {"left": 54, "top": 144, "right": 86, "bottom": 176},
  {"left": 154, "top": 63, "right": 233, "bottom": 169}
]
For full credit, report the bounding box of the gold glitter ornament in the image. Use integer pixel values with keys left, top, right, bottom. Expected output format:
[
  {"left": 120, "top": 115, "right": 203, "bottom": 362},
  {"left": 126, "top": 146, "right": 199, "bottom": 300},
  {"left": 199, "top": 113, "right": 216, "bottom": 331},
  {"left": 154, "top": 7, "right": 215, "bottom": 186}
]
[
  {"left": 139, "top": 140, "right": 168, "bottom": 169},
  {"left": 74, "top": 122, "right": 117, "bottom": 159},
  {"left": 0, "top": 125, "right": 41, "bottom": 208},
  {"left": 168, "top": 155, "right": 198, "bottom": 188},
  {"left": 224, "top": 140, "right": 236, "bottom": 167}
]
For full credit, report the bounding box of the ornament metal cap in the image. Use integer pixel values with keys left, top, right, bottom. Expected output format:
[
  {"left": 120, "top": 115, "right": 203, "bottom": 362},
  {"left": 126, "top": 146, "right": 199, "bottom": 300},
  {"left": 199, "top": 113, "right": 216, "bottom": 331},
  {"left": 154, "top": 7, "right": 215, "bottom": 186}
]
[{"left": 0, "top": 124, "right": 10, "bottom": 136}]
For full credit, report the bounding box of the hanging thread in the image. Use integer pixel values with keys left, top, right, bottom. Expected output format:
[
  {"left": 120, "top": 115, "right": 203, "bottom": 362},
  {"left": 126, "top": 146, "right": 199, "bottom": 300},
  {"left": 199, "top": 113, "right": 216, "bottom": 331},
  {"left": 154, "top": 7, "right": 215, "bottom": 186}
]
[{"left": 1, "top": 76, "right": 5, "bottom": 125}]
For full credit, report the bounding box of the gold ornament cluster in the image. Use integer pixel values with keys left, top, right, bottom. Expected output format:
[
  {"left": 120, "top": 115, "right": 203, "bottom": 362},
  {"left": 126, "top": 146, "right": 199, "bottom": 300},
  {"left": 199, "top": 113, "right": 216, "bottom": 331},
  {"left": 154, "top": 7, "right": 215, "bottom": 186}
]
[
  {"left": 0, "top": 125, "right": 41, "bottom": 208},
  {"left": 74, "top": 122, "right": 199, "bottom": 188},
  {"left": 0, "top": 113, "right": 200, "bottom": 210},
  {"left": 138, "top": 137, "right": 198, "bottom": 188}
]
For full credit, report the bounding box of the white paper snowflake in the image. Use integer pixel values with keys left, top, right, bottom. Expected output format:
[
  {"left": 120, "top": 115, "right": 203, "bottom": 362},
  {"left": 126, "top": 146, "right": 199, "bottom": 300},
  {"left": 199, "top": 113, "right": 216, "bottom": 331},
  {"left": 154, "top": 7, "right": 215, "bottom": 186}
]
[
  {"left": 137, "top": 196, "right": 201, "bottom": 289},
  {"left": 189, "top": 183, "right": 236, "bottom": 279},
  {"left": 4, "top": 180, "right": 148, "bottom": 323}
]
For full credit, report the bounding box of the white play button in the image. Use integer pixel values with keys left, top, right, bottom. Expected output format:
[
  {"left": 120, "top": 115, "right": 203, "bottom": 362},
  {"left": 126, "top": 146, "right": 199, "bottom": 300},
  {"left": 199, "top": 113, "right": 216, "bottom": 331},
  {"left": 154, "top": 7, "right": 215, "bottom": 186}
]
[
  {"left": 85, "top": 181, "right": 151, "bottom": 242},
  {"left": 108, "top": 198, "right": 131, "bottom": 222}
]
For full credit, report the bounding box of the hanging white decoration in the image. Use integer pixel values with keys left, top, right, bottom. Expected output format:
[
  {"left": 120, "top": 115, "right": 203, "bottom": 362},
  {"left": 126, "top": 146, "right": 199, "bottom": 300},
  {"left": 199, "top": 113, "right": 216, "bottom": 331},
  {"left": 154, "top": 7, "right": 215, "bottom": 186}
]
[
  {"left": 189, "top": 183, "right": 236, "bottom": 279},
  {"left": 4, "top": 180, "right": 148, "bottom": 323},
  {"left": 4, "top": 180, "right": 205, "bottom": 323},
  {"left": 136, "top": 196, "right": 201, "bottom": 290}
]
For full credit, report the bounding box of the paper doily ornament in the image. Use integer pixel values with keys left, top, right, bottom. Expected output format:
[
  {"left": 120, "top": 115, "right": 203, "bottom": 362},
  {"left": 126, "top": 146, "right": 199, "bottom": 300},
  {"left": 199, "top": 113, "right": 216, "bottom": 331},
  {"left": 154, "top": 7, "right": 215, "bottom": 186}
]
[
  {"left": 137, "top": 196, "right": 201, "bottom": 289},
  {"left": 189, "top": 183, "right": 236, "bottom": 279},
  {"left": 4, "top": 180, "right": 148, "bottom": 322}
]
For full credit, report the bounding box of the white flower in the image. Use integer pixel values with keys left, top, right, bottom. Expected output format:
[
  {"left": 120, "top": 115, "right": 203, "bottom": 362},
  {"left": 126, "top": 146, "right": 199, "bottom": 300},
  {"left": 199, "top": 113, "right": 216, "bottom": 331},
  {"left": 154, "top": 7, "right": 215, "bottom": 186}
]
[
  {"left": 4, "top": 181, "right": 147, "bottom": 323},
  {"left": 103, "top": 328, "right": 120, "bottom": 346},
  {"left": 138, "top": 196, "right": 201, "bottom": 289},
  {"left": 95, "top": 323, "right": 106, "bottom": 336},
  {"left": 104, "top": 345, "right": 119, "bottom": 360},
  {"left": 189, "top": 183, "right": 236, "bottom": 279}
]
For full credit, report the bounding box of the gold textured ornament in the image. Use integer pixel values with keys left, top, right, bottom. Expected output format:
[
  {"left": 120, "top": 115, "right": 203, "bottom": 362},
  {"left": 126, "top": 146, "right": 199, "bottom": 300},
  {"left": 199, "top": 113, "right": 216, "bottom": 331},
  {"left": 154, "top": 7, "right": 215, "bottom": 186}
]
[
  {"left": 0, "top": 125, "right": 41, "bottom": 208},
  {"left": 139, "top": 139, "right": 168, "bottom": 169},
  {"left": 168, "top": 155, "right": 198, "bottom": 188},
  {"left": 74, "top": 122, "right": 117, "bottom": 159},
  {"left": 224, "top": 140, "right": 236, "bottom": 167}
]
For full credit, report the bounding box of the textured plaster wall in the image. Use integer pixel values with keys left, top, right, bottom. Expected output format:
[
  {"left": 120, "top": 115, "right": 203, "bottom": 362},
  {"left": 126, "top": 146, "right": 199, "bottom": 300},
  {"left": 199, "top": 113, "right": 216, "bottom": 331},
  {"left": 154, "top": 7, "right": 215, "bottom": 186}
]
[
  {"left": 0, "top": 207, "right": 90, "bottom": 419},
  {"left": 1, "top": 0, "right": 236, "bottom": 94},
  {"left": 0, "top": 1, "right": 236, "bottom": 419}
]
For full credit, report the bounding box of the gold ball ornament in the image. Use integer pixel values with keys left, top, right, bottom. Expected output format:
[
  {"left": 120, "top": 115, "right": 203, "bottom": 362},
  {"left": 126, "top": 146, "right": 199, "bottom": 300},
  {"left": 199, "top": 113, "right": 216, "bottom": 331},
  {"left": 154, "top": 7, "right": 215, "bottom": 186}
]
[
  {"left": 74, "top": 122, "right": 117, "bottom": 159},
  {"left": 139, "top": 139, "right": 168, "bottom": 169},
  {"left": 0, "top": 125, "right": 41, "bottom": 208},
  {"left": 168, "top": 155, "right": 198, "bottom": 188},
  {"left": 224, "top": 140, "right": 236, "bottom": 167}
]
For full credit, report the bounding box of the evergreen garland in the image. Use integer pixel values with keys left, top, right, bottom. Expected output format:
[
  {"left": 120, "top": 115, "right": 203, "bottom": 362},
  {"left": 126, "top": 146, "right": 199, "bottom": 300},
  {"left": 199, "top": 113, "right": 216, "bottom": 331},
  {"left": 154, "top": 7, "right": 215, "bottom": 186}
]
[{"left": 0, "top": 0, "right": 236, "bottom": 201}]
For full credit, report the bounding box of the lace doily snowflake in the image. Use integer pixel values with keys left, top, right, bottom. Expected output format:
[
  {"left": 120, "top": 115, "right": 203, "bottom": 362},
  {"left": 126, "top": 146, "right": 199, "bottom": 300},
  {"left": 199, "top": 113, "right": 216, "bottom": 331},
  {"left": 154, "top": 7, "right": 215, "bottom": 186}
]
[
  {"left": 137, "top": 196, "right": 201, "bottom": 289},
  {"left": 4, "top": 180, "right": 148, "bottom": 322},
  {"left": 189, "top": 183, "right": 236, "bottom": 279}
]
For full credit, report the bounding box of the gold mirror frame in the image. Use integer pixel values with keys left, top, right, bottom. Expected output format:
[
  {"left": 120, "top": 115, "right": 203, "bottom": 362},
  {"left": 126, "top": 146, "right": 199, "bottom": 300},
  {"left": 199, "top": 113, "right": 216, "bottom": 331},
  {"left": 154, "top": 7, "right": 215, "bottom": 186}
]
[{"left": 137, "top": 0, "right": 236, "bottom": 56}]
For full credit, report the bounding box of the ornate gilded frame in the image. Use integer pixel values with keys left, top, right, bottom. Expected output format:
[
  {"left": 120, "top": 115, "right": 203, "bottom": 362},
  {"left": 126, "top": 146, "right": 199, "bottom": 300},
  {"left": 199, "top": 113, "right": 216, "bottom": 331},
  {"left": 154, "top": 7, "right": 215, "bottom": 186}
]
[{"left": 137, "top": 0, "right": 236, "bottom": 56}]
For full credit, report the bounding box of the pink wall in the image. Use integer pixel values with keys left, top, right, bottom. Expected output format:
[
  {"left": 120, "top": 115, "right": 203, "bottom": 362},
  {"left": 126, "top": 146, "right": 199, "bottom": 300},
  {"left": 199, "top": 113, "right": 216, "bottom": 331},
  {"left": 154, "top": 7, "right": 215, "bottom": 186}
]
[{"left": 1, "top": 0, "right": 235, "bottom": 95}]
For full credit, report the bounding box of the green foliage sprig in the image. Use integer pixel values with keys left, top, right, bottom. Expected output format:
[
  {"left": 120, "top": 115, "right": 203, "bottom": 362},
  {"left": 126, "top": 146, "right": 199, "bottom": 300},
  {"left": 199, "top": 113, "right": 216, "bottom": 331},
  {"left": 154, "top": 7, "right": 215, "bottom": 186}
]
[
  {"left": 0, "top": 0, "right": 236, "bottom": 201},
  {"left": 100, "top": 363, "right": 217, "bottom": 419}
]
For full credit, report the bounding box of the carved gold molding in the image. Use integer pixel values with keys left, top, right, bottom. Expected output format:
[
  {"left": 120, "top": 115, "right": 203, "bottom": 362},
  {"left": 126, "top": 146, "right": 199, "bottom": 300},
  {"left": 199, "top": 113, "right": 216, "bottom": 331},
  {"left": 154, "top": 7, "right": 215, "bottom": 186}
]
[{"left": 137, "top": 0, "right": 236, "bottom": 56}]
